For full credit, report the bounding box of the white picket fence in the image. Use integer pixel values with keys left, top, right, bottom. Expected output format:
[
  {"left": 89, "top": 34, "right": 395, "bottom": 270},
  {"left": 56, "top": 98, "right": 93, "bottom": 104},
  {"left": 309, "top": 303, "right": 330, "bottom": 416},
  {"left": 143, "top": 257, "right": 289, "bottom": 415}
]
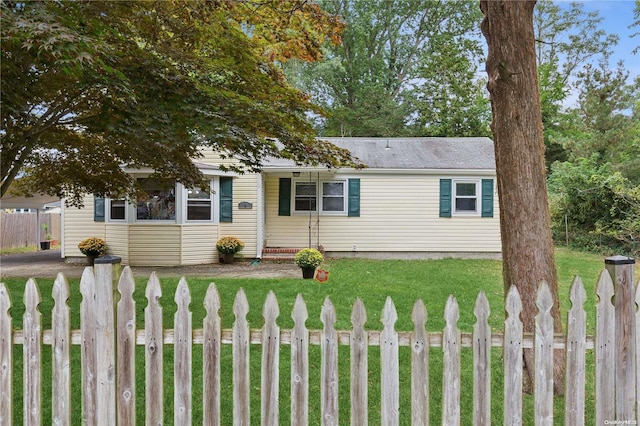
[{"left": 0, "top": 259, "right": 638, "bottom": 425}]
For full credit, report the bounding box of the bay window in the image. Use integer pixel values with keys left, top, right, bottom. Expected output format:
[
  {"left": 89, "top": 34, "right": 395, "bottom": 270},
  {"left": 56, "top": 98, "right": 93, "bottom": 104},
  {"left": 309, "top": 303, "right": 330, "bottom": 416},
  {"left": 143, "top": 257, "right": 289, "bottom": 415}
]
[
  {"left": 98, "top": 176, "right": 231, "bottom": 224},
  {"left": 136, "top": 178, "right": 176, "bottom": 221}
]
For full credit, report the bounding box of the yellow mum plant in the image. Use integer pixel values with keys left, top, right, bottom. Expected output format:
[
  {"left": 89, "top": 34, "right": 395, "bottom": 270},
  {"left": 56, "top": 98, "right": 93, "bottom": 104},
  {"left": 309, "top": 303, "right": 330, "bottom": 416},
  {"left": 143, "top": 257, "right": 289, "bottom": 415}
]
[
  {"left": 294, "top": 248, "right": 324, "bottom": 268},
  {"left": 78, "top": 237, "right": 107, "bottom": 256},
  {"left": 216, "top": 236, "right": 245, "bottom": 254}
]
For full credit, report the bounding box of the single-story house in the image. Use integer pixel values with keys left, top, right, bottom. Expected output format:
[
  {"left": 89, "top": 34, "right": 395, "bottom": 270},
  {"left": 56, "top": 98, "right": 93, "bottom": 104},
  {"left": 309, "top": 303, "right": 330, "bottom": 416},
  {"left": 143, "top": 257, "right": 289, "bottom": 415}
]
[{"left": 61, "top": 137, "right": 501, "bottom": 265}]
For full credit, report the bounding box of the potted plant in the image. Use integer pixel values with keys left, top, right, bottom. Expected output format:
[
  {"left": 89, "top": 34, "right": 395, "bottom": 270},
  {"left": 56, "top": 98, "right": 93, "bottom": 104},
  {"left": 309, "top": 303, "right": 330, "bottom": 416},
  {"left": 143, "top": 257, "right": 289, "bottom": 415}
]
[
  {"left": 40, "top": 223, "right": 51, "bottom": 250},
  {"left": 216, "top": 236, "right": 244, "bottom": 264},
  {"left": 78, "top": 237, "right": 107, "bottom": 265},
  {"left": 294, "top": 248, "right": 324, "bottom": 279},
  {"left": 40, "top": 223, "right": 52, "bottom": 250}
]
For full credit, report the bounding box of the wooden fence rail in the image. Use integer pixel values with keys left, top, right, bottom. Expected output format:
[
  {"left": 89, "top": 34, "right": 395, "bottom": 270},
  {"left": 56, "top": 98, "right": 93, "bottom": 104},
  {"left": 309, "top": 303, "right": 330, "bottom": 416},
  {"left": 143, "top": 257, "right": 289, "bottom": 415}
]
[{"left": 0, "top": 258, "right": 638, "bottom": 425}]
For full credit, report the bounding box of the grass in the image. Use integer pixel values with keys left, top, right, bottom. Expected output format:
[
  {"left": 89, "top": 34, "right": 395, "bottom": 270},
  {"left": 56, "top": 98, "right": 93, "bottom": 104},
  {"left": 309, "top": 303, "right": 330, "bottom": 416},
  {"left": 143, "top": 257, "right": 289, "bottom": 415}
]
[
  {"left": 2, "top": 247, "right": 623, "bottom": 424},
  {"left": 0, "top": 242, "right": 61, "bottom": 255}
]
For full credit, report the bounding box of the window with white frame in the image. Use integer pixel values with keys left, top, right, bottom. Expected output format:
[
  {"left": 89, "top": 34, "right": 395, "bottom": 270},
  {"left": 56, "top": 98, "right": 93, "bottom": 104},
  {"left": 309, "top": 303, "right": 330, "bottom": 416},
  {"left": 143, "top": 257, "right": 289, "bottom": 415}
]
[
  {"left": 136, "top": 178, "right": 176, "bottom": 221},
  {"left": 453, "top": 180, "right": 480, "bottom": 215},
  {"left": 186, "top": 185, "right": 213, "bottom": 221},
  {"left": 109, "top": 199, "right": 126, "bottom": 221},
  {"left": 322, "top": 181, "right": 345, "bottom": 212},
  {"left": 293, "top": 180, "right": 346, "bottom": 214},
  {"left": 294, "top": 181, "right": 317, "bottom": 212}
]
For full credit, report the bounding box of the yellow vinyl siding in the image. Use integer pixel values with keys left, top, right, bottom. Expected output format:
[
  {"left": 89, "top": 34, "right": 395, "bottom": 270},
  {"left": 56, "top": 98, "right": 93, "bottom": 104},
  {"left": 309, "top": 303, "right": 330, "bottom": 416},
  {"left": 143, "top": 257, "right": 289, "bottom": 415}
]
[
  {"left": 264, "top": 174, "right": 501, "bottom": 253},
  {"left": 128, "top": 225, "right": 181, "bottom": 266},
  {"left": 181, "top": 224, "right": 219, "bottom": 264},
  {"left": 63, "top": 197, "right": 106, "bottom": 257},
  {"left": 105, "top": 224, "right": 129, "bottom": 264},
  {"left": 219, "top": 173, "right": 259, "bottom": 258}
]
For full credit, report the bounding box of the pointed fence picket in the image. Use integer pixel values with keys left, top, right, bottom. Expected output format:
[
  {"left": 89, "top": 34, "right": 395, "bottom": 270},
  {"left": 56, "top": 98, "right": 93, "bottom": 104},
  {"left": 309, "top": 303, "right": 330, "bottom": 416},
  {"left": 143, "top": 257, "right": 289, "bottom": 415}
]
[
  {"left": 290, "top": 294, "right": 309, "bottom": 426},
  {"left": 51, "top": 273, "right": 70, "bottom": 426},
  {"left": 565, "top": 277, "right": 586, "bottom": 426},
  {"left": 472, "top": 291, "right": 491, "bottom": 426},
  {"left": 116, "top": 267, "right": 135, "bottom": 426},
  {"left": 144, "top": 272, "right": 163, "bottom": 426},
  {"left": 350, "top": 298, "right": 368, "bottom": 426},
  {"left": 535, "top": 282, "right": 555, "bottom": 426},
  {"left": 0, "top": 261, "right": 638, "bottom": 425},
  {"left": 596, "top": 269, "right": 616, "bottom": 425},
  {"left": 23, "top": 278, "right": 41, "bottom": 426},
  {"left": 261, "top": 291, "right": 280, "bottom": 426},
  {"left": 503, "top": 285, "right": 523, "bottom": 425},
  {"left": 442, "top": 295, "right": 460, "bottom": 425},
  {"left": 0, "top": 283, "right": 12, "bottom": 426},
  {"left": 233, "top": 288, "right": 250, "bottom": 425},
  {"left": 410, "top": 299, "right": 429, "bottom": 426},
  {"left": 320, "top": 297, "right": 338, "bottom": 426},
  {"left": 203, "top": 283, "right": 221, "bottom": 426}
]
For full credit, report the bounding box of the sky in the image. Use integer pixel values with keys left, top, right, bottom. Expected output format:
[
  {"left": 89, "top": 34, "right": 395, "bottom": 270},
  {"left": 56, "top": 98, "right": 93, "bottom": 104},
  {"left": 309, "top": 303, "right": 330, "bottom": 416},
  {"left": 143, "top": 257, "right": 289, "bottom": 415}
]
[{"left": 575, "top": 1, "right": 639, "bottom": 79}]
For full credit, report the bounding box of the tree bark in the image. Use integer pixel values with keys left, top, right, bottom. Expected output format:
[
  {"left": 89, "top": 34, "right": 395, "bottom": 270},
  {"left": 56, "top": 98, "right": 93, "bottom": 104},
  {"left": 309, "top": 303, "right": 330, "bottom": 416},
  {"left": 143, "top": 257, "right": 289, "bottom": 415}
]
[{"left": 480, "top": 0, "right": 564, "bottom": 394}]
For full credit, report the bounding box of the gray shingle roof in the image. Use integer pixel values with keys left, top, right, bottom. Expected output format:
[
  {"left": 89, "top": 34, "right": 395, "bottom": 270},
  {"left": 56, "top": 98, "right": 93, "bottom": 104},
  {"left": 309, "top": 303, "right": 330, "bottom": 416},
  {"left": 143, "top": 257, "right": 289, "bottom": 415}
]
[{"left": 263, "top": 137, "right": 495, "bottom": 170}]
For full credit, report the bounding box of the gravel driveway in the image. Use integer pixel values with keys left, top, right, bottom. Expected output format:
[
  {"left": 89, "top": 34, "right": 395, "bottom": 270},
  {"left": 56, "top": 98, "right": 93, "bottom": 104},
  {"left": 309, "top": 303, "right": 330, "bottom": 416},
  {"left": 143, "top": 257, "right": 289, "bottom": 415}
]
[{"left": 1, "top": 249, "right": 301, "bottom": 280}]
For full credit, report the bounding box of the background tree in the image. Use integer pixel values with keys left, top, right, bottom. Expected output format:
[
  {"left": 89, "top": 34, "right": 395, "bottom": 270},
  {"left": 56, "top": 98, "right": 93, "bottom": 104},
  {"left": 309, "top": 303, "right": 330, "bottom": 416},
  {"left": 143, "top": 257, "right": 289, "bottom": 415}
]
[
  {"left": 533, "top": 0, "right": 619, "bottom": 168},
  {"left": 548, "top": 157, "right": 640, "bottom": 256},
  {"left": 286, "top": 0, "right": 488, "bottom": 137},
  {"left": 567, "top": 55, "right": 639, "bottom": 173},
  {"left": 480, "top": 0, "right": 563, "bottom": 392},
  {"left": 631, "top": 0, "right": 640, "bottom": 54},
  {"left": 1, "top": 0, "right": 359, "bottom": 205}
]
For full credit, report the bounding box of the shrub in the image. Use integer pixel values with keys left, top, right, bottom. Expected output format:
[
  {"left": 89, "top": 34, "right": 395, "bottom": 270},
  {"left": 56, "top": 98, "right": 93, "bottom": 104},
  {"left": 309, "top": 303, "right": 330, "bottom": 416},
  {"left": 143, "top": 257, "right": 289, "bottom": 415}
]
[
  {"left": 216, "top": 236, "right": 244, "bottom": 254},
  {"left": 294, "top": 248, "right": 324, "bottom": 268},
  {"left": 78, "top": 237, "right": 107, "bottom": 256},
  {"left": 548, "top": 157, "right": 640, "bottom": 256}
]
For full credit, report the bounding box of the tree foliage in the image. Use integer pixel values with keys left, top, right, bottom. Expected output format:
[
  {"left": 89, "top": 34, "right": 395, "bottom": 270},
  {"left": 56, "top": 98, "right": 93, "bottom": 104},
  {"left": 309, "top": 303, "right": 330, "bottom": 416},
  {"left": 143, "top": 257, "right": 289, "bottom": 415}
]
[
  {"left": 533, "top": 0, "right": 620, "bottom": 167},
  {"left": 286, "top": 0, "right": 488, "bottom": 137},
  {"left": 567, "top": 55, "right": 640, "bottom": 175},
  {"left": 549, "top": 157, "right": 640, "bottom": 256},
  {"left": 1, "top": 0, "right": 360, "bottom": 205}
]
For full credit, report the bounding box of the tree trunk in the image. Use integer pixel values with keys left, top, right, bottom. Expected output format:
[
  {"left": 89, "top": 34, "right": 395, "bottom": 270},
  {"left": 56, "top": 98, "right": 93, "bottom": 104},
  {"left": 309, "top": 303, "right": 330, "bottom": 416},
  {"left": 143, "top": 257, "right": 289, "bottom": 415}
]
[{"left": 480, "top": 0, "right": 564, "bottom": 394}]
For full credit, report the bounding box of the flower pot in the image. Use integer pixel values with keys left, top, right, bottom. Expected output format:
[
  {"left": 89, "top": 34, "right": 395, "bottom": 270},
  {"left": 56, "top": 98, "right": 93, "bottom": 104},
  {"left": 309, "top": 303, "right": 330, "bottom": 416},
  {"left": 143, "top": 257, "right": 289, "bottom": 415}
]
[
  {"left": 221, "top": 253, "right": 235, "bottom": 264},
  {"left": 40, "top": 241, "right": 51, "bottom": 250},
  {"left": 86, "top": 255, "right": 98, "bottom": 266},
  {"left": 301, "top": 267, "right": 316, "bottom": 279}
]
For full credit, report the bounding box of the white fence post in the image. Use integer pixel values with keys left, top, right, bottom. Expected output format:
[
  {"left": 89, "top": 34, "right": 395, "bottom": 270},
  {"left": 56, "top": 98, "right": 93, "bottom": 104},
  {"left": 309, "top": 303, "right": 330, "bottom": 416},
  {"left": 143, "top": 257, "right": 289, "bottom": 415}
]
[
  {"left": 605, "top": 255, "right": 637, "bottom": 421},
  {"left": 94, "top": 256, "right": 120, "bottom": 425}
]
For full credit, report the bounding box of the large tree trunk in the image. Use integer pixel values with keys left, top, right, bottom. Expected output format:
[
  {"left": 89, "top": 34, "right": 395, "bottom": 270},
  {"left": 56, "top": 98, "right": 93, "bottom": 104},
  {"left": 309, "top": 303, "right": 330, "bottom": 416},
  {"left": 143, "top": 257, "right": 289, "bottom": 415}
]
[{"left": 480, "top": 0, "right": 564, "bottom": 394}]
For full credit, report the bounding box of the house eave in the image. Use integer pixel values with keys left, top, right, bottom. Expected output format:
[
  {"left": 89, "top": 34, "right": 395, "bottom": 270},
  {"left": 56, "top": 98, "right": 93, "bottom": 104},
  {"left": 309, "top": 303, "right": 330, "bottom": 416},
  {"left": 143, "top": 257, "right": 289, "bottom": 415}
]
[
  {"left": 122, "top": 162, "right": 238, "bottom": 177},
  {"left": 260, "top": 167, "right": 496, "bottom": 176}
]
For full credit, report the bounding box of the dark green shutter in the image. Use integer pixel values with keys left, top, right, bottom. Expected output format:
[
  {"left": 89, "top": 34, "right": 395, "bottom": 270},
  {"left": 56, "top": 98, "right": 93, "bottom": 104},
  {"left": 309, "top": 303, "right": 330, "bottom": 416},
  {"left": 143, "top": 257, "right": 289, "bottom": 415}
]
[
  {"left": 94, "top": 197, "right": 105, "bottom": 222},
  {"left": 481, "top": 179, "right": 494, "bottom": 218},
  {"left": 219, "top": 177, "right": 233, "bottom": 222},
  {"left": 439, "top": 179, "right": 452, "bottom": 218},
  {"left": 278, "top": 178, "right": 291, "bottom": 216},
  {"left": 348, "top": 179, "right": 360, "bottom": 217}
]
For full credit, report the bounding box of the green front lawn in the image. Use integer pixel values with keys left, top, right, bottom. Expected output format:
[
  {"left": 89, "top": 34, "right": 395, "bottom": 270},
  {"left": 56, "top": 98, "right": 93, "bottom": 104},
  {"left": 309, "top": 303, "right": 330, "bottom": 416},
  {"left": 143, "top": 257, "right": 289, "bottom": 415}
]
[{"left": 2, "top": 247, "right": 619, "bottom": 424}]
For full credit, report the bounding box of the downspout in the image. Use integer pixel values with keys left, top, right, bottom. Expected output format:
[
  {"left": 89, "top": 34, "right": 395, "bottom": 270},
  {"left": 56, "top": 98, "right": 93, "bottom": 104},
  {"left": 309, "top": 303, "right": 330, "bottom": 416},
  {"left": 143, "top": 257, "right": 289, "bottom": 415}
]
[
  {"left": 60, "top": 199, "right": 65, "bottom": 258},
  {"left": 308, "top": 171, "right": 312, "bottom": 248},
  {"left": 316, "top": 172, "right": 320, "bottom": 249},
  {"left": 256, "top": 172, "right": 264, "bottom": 258}
]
